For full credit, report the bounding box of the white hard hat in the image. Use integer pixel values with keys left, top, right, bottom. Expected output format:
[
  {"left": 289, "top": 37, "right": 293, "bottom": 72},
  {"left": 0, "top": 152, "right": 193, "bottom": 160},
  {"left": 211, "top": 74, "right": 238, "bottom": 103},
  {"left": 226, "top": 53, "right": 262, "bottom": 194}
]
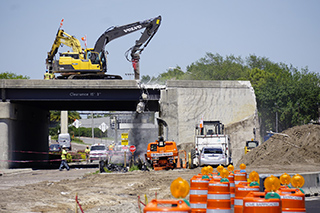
[{"left": 62, "top": 145, "right": 67, "bottom": 148}]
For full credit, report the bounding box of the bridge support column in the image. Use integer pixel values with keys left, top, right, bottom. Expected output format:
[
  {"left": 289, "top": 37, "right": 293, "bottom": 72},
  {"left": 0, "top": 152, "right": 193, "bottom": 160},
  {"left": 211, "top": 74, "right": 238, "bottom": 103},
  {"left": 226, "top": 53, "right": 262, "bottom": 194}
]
[
  {"left": 60, "top": 111, "right": 68, "bottom": 134},
  {"left": 0, "top": 102, "right": 13, "bottom": 169},
  {"left": 0, "top": 102, "right": 49, "bottom": 169}
]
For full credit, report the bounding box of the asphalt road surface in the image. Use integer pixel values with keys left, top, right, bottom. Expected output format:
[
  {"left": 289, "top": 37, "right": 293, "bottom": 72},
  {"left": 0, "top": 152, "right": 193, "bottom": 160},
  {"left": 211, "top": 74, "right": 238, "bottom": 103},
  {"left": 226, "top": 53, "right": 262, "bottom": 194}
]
[
  {"left": 78, "top": 136, "right": 111, "bottom": 145},
  {"left": 306, "top": 197, "right": 320, "bottom": 213}
]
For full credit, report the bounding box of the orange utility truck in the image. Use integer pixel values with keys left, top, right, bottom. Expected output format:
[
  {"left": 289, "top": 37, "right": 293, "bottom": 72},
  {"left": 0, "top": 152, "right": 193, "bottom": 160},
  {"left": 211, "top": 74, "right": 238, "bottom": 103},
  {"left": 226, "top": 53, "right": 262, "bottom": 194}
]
[{"left": 145, "top": 137, "right": 179, "bottom": 171}]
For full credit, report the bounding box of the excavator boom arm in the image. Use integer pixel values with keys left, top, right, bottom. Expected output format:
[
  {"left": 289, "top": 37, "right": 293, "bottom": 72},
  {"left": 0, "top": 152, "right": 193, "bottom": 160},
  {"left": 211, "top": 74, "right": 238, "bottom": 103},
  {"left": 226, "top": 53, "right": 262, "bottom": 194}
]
[
  {"left": 46, "top": 29, "right": 82, "bottom": 64},
  {"left": 93, "top": 16, "right": 161, "bottom": 54},
  {"left": 129, "top": 16, "right": 161, "bottom": 58}
]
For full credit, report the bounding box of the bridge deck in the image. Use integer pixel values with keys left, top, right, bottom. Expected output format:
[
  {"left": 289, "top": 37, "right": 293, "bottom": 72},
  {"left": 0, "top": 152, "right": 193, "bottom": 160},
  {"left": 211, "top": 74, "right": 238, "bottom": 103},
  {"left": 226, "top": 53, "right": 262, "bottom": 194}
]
[{"left": 0, "top": 80, "right": 161, "bottom": 111}]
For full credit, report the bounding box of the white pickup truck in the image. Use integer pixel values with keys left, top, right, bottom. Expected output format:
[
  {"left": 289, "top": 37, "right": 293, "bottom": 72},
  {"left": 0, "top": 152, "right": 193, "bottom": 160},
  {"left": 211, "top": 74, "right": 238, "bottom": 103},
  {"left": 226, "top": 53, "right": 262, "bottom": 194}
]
[
  {"left": 190, "top": 121, "right": 232, "bottom": 168},
  {"left": 89, "top": 144, "right": 108, "bottom": 162}
]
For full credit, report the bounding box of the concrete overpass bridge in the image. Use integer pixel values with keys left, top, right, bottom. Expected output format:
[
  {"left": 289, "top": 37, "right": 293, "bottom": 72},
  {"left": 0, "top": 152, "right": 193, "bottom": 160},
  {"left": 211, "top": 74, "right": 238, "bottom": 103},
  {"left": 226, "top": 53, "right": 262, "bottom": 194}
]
[
  {"left": 0, "top": 79, "right": 161, "bottom": 168},
  {"left": 0, "top": 79, "right": 259, "bottom": 169},
  {"left": 0, "top": 80, "right": 160, "bottom": 111}
]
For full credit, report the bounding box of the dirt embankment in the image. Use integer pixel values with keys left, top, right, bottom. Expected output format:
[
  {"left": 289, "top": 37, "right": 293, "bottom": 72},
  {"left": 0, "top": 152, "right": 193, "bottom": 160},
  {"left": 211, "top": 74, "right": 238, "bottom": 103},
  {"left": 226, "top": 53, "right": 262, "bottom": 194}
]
[
  {"left": 1, "top": 124, "right": 319, "bottom": 212},
  {"left": 237, "top": 124, "right": 320, "bottom": 173}
]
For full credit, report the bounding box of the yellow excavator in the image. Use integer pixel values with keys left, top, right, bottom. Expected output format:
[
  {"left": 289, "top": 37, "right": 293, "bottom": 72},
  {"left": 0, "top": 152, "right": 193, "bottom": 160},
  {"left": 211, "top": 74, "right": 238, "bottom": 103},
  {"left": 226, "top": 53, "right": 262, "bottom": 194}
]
[{"left": 46, "top": 16, "right": 161, "bottom": 79}]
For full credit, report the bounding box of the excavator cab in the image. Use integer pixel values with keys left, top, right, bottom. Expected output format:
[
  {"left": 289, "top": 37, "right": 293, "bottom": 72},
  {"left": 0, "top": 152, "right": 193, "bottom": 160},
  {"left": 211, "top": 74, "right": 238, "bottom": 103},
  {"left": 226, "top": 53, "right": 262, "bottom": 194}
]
[
  {"left": 198, "top": 121, "right": 224, "bottom": 135},
  {"left": 244, "top": 140, "right": 259, "bottom": 154}
]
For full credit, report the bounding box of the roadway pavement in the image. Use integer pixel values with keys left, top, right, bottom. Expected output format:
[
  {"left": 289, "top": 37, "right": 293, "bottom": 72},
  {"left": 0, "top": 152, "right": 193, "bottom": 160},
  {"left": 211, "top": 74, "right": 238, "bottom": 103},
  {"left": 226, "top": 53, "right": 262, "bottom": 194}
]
[
  {"left": 78, "top": 136, "right": 111, "bottom": 145},
  {"left": 305, "top": 196, "right": 320, "bottom": 212}
]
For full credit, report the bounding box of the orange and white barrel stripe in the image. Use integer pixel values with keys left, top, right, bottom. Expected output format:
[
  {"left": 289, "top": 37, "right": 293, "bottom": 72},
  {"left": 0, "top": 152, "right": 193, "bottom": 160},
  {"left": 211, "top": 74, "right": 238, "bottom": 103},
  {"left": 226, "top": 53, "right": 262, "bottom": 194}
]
[
  {"left": 243, "top": 192, "right": 281, "bottom": 213},
  {"left": 212, "top": 175, "right": 222, "bottom": 182},
  {"left": 278, "top": 188, "right": 306, "bottom": 213},
  {"left": 189, "top": 176, "right": 209, "bottom": 212},
  {"left": 234, "top": 182, "right": 259, "bottom": 213},
  {"left": 234, "top": 172, "right": 247, "bottom": 185},
  {"left": 227, "top": 173, "right": 235, "bottom": 206},
  {"left": 207, "top": 180, "right": 231, "bottom": 213}
]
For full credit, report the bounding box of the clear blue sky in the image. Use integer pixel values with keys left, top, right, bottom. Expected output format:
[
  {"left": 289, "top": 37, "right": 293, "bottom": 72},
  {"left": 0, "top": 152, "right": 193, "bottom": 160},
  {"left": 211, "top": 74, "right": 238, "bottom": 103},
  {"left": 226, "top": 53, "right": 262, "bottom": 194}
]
[{"left": 1, "top": 0, "right": 319, "bottom": 80}]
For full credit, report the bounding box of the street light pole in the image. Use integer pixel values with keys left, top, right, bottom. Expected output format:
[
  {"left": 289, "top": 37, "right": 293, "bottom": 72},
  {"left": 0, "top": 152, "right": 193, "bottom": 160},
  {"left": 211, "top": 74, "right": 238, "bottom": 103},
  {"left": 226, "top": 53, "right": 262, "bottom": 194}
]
[
  {"left": 91, "top": 111, "right": 94, "bottom": 142},
  {"left": 276, "top": 110, "right": 278, "bottom": 133},
  {"left": 114, "top": 117, "right": 118, "bottom": 145}
]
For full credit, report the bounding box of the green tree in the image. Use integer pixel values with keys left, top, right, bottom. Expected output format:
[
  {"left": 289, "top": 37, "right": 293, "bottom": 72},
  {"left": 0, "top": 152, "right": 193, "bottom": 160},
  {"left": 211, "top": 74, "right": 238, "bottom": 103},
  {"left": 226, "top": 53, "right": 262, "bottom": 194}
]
[
  {"left": 155, "top": 52, "right": 320, "bottom": 136},
  {"left": 0, "top": 72, "right": 29, "bottom": 79},
  {"left": 185, "top": 53, "right": 247, "bottom": 80},
  {"left": 159, "top": 66, "right": 185, "bottom": 81},
  {"left": 50, "top": 111, "right": 81, "bottom": 124},
  {"left": 69, "top": 126, "right": 106, "bottom": 138}
]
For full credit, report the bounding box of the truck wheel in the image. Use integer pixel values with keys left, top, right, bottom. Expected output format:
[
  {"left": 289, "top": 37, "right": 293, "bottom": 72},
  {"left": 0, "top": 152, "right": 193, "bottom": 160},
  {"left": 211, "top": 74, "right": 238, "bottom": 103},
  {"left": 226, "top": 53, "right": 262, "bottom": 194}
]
[{"left": 146, "top": 160, "right": 152, "bottom": 168}]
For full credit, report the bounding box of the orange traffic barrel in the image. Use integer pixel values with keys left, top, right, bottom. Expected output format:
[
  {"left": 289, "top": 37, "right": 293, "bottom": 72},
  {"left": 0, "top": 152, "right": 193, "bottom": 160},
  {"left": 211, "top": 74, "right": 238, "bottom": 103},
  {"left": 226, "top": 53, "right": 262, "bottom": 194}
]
[
  {"left": 212, "top": 175, "right": 222, "bottom": 182},
  {"left": 227, "top": 173, "right": 235, "bottom": 206},
  {"left": 144, "top": 199, "right": 191, "bottom": 212},
  {"left": 234, "top": 182, "right": 260, "bottom": 213},
  {"left": 243, "top": 191, "right": 281, "bottom": 213},
  {"left": 189, "top": 175, "right": 209, "bottom": 212},
  {"left": 211, "top": 172, "right": 218, "bottom": 178},
  {"left": 207, "top": 179, "right": 231, "bottom": 213},
  {"left": 277, "top": 188, "right": 306, "bottom": 212},
  {"left": 234, "top": 171, "right": 247, "bottom": 185}
]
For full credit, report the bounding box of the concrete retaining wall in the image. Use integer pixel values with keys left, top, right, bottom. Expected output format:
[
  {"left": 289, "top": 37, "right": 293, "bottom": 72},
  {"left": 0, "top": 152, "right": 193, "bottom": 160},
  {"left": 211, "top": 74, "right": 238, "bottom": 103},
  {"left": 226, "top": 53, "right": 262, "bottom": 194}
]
[{"left": 160, "top": 80, "right": 260, "bottom": 165}]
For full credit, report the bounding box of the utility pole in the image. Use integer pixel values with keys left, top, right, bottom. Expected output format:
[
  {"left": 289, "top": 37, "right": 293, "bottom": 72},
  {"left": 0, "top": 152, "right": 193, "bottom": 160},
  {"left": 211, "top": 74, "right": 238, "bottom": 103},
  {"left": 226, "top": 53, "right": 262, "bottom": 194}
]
[
  {"left": 318, "top": 102, "right": 320, "bottom": 123},
  {"left": 276, "top": 110, "right": 278, "bottom": 133},
  {"left": 114, "top": 117, "right": 118, "bottom": 145},
  {"left": 91, "top": 111, "right": 94, "bottom": 142}
]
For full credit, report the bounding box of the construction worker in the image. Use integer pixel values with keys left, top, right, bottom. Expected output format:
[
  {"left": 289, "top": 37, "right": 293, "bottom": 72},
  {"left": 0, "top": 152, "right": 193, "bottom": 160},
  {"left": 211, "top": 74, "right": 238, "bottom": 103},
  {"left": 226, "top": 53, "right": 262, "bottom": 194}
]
[
  {"left": 85, "top": 146, "right": 90, "bottom": 163},
  {"left": 49, "top": 72, "right": 55, "bottom": 79},
  {"left": 59, "top": 145, "right": 70, "bottom": 171},
  {"left": 109, "top": 143, "right": 114, "bottom": 151},
  {"left": 44, "top": 70, "right": 50, "bottom": 80}
]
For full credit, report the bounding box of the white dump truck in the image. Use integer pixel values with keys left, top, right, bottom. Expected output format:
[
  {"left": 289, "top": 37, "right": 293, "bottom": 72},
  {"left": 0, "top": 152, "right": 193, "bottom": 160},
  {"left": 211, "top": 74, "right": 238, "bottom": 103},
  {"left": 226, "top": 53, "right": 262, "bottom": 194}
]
[{"left": 190, "top": 121, "right": 232, "bottom": 168}]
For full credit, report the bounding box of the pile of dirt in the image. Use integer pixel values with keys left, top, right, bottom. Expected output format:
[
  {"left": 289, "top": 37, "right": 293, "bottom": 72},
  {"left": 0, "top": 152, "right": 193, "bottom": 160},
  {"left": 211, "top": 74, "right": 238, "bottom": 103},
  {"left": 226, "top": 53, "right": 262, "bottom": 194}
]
[{"left": 237, "top": 124, "right": 320, "bottom": 173}]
